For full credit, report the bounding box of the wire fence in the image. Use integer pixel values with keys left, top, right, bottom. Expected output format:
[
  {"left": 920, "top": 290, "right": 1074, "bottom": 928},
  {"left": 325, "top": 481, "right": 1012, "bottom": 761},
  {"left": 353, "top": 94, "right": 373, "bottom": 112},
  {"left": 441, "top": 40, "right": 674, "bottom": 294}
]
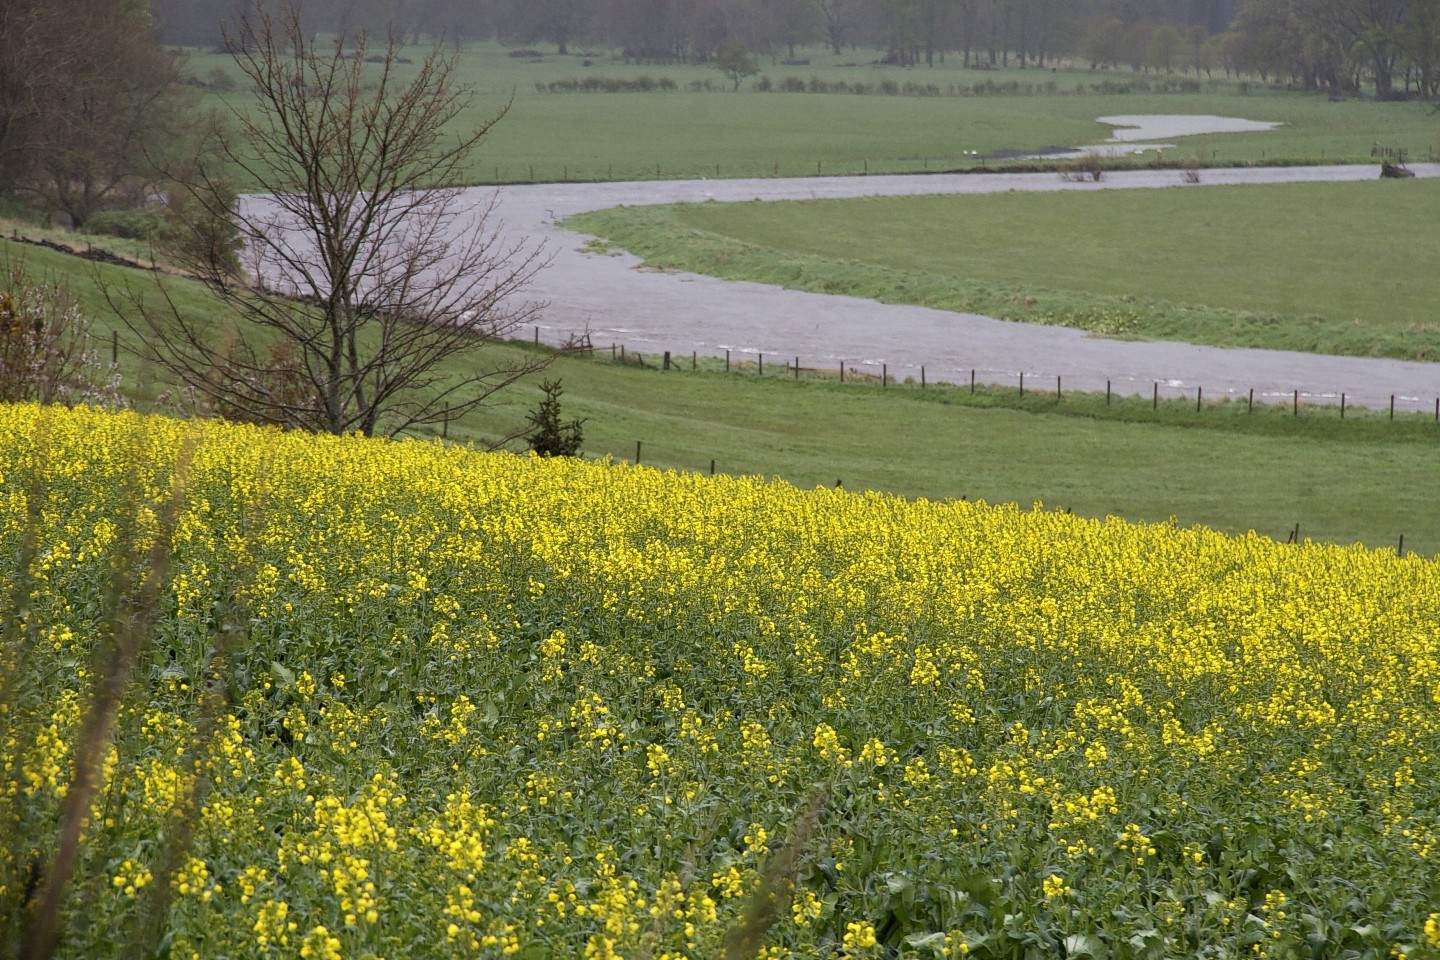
[
  {"left": 86, "top": 324, "right": 1438, "bottom": 556},
  {"left": 476, "top": 148, "right": 1440, "bottom": 185},
  {"left": 567, "top": 333, "right": 1440, "bottom": 422}
]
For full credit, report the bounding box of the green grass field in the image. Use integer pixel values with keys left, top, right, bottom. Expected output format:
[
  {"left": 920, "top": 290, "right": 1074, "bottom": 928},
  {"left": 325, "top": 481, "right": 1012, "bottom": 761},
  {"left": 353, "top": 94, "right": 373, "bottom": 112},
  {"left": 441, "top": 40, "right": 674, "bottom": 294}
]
[
  {"left": 4, "top": 235, "right": 1438, "bottom": 553},
  {"left": 568, "top": 178, "right": 1440, "bottom": 361},
  {"left": 463, "top": 354, "right": 1440, "bottom": 554},
  {"left": 178, "top": 42, "right": 1440, "bottom": 185}
]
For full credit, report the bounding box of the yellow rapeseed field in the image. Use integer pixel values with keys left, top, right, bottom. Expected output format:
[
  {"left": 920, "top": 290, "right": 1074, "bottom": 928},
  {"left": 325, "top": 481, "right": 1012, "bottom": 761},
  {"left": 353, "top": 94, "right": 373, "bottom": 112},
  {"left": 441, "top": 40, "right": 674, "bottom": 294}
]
[{"left": 2, "top": 402, "right": 1439, "bottom": 959}]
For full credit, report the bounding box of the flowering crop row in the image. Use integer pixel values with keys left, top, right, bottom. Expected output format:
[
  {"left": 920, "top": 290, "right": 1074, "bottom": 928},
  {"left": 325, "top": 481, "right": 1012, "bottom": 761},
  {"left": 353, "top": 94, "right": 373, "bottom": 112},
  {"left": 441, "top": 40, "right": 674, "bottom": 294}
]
[{"left": 2, "top": 403, "right": 1439, "bottom": 959}]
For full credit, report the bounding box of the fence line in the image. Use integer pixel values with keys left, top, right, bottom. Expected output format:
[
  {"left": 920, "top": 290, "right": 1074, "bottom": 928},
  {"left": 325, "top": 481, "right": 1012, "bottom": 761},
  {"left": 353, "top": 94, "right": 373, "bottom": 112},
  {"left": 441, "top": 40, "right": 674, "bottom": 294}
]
[
  {"left": 89, "top": 324, "right": 1429, "bottom": 556},
  {"left": 572, "top": 333, "right": 1440, "bottom": 421},
  {"left": 477, "top": 147, "right": 1440, "bottom": 186}
]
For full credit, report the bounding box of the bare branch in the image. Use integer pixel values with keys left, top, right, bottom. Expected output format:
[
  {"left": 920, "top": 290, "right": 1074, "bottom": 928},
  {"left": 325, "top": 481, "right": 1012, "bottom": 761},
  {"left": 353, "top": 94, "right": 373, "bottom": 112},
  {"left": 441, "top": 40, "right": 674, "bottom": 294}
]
[{"left": 131, "top": 0, "right": 548, "bottom": 438}]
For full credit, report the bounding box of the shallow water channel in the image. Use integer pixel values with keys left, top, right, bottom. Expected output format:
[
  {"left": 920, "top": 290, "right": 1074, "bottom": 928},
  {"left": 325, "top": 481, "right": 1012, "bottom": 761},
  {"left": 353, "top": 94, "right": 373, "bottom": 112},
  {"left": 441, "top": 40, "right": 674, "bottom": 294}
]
[
  {"left": 492, "top": 160, "right": 1440, "bottom": 413},
  {"left": 241, "top": 137, "right": 1440, "bottom": 412},
  {"left": 1036, "top": 113, "right": 1284, "bottom": 159}
]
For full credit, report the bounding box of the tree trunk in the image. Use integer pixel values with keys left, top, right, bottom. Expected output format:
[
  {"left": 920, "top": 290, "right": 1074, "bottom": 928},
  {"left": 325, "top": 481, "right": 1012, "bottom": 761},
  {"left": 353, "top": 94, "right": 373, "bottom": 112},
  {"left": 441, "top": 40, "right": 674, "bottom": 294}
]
[{"left": 1372, "top": 48, "right": 1396, "bottom": 99}]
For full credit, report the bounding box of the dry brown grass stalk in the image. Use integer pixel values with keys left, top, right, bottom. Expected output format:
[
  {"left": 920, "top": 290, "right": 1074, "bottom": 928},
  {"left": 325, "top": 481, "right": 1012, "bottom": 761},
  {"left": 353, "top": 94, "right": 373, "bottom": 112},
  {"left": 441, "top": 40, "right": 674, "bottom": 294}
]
[{"left": 18, "top": 431, "right": 198, "bottom": 960}]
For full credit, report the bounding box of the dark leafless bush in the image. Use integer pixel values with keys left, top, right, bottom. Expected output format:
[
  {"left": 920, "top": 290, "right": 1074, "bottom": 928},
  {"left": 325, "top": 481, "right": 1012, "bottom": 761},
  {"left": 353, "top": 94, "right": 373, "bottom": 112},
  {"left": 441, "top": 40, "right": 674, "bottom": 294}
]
[
  {"left": 0, "top": 261, "right": 124, "bottom": 408},
  {"left": 1059, "top": 157, "right": 1105, "bottom": 182}
]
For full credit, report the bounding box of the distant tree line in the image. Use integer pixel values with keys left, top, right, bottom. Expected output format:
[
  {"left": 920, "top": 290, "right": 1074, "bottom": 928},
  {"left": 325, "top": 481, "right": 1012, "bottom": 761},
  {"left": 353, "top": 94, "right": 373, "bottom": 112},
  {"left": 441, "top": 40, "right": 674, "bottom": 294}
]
[
  {"left": 3, "top": 0, "right": 1436, "bottom": 228},
  {"left": 149, "top": 0, "right": 1241, "bottom": 68},
  {"left": 1228, "top": 0, "right": 1440, "bottom": 98},
  {"left": 147, "top": 0, "right": 1439, "bottom": 98}
]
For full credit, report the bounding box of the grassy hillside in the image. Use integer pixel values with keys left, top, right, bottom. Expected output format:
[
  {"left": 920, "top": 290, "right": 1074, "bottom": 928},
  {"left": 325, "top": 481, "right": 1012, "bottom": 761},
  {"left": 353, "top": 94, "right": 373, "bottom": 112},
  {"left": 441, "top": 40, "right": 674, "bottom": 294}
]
[
  {"left": 4, "top": 233, "right": 1439, "bottom": 553},
  {"left": 450, "top": 346, "right": 1440, "bottom": 554},
  {"left": 4, "top": 403, "right": 1439, "bottom": 959}
]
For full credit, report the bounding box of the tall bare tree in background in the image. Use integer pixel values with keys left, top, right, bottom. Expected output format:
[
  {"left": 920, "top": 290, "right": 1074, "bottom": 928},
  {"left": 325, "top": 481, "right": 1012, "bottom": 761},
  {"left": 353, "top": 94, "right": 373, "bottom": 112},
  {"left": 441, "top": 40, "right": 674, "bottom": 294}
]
[
  {"left": 816, "top": 0, "right": 854, "bottom": 52},
  {"left": 125, "top": 0, "right": 550, "bottom": 439},
  {"left": 496, "top": 0, "right": 594, "bottom": 54},
  {"left": 0, "top": 0, "right": 188, "bottom": 227}
]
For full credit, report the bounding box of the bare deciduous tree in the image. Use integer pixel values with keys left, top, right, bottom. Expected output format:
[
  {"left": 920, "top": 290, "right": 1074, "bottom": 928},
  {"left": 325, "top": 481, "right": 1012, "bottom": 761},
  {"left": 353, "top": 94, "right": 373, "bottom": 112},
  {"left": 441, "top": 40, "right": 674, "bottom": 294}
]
[
  {"left": 0, "top": 260, "right": 123, "bottom": 408},
  {"left": 816, "top": 0, "right": 853, "bottom": 53},
  {"left": 123, "top": 0, "right": 549, "bottom": 439},
  {"left": 0, "top": 0, "right": 188, "bottom": 227}
]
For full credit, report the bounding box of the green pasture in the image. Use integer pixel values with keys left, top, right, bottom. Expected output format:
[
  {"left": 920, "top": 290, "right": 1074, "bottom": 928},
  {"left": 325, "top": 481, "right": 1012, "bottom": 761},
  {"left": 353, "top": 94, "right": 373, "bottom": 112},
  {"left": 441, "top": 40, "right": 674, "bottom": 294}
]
[
  {"left": 4, "top": 234, "right": 1438, "bottom": 554},
  {"left": 568, "top": 178, "right": 1440, "bottom": 361},
  {"left": 458, "top": 353, "right": 1440, "bottom": 556},
  {"left": 0, "top": 235, "right": 226, "bottom": 410},
  {"left": 177, "top": 42, "right": 1440, "bottom": 185}
]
